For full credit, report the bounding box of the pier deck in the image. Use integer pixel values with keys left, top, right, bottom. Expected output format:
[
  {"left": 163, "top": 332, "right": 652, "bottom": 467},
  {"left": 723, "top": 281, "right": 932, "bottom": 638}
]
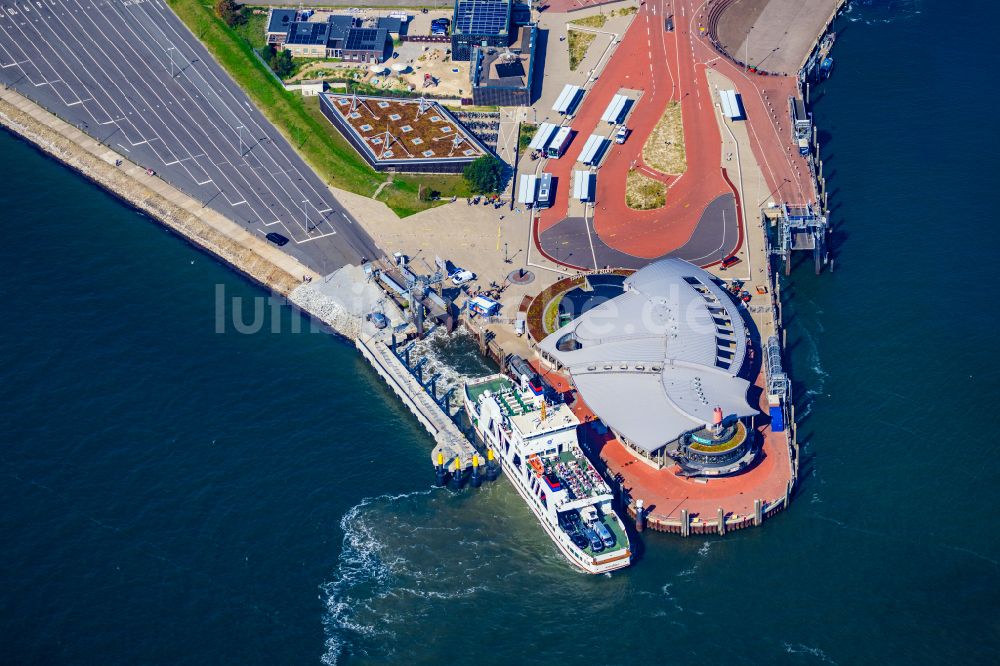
[
  {"left": 356, "top": 332, "right": 479, "bottom": 473},
  {"left": 714, "top": 0, "right": 842, "bottom": 75}
]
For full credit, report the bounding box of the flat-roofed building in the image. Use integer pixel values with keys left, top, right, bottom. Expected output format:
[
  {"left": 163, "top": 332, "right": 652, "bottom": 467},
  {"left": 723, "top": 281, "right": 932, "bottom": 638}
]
[
  {"left": 452, "top": 0, "right": 513, "bottom": 61},
  {"left": 266, "top": 9, "right": 297, "bottom": 47},
  {"left": 376, "top": 16, "right": 406, "bottom": 38},
  {"left": 719, "top": 89, "right": 744, "bottom": 120},
  {"left": 317, "top": 94, "right": 491, "bottom": 173},
  {"left": 270, "top": 14, "right": 397, "bottom": 63},
  {"left": 284, "top": 21, "right": 331, "bottom": 59},
  {"left": 325, "top": 14, "right": 355, "bottom": 57},
  {"left": 343, "top": 27, "right": 391, "bottom": 62},
  {"left": 469, "top": 23, "right": 536, "bottom": 106}
]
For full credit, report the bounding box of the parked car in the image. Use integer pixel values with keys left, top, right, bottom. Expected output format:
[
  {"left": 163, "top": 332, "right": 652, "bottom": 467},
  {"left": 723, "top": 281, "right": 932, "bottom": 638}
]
[
  {"left": 366, "top": 312, "right": 388, "bottom": 329},
  {"left": 583, "top": 527, "right": 604, "bottom": 553},
  {"left": 558, "top": 512, "right": 578, "bottom": 531},
  {"left": 569, "top": 531, "right": 590, "bottom": 550},
  {"left": 593, "top": 520, "right": 616, "bottom": 548},
  {"left": 265, "top": 232, "right": 289, "bottom": 246},
  {"left": 451, "top": 269, "right": 475, "bottom": 286}
]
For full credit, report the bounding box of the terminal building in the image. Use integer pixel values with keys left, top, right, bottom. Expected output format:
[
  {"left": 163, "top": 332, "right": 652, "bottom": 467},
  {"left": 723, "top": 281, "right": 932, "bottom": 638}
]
[
  {"left": 451, "top": 0, "right": 514, "bottom": 61},
  {"left": 538, "top": 258, "right": 759, "bottom": 476}
]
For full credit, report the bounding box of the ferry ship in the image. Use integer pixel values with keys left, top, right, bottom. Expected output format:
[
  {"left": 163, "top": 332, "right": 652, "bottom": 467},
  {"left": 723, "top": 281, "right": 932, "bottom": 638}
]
[{"left": 463, "top": 373, "right": 631, "bottom": 574}]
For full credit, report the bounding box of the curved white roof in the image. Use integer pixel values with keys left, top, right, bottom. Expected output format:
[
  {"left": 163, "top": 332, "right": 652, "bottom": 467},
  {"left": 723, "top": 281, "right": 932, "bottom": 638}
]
[{"left": 538, "top": 258, "right": 756, "bottom": 453}]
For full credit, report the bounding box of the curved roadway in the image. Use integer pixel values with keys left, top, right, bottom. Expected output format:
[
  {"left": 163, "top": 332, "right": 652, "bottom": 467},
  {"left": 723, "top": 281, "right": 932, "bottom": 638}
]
[{"left": 535, "top": 0, "right": 817, "bottom": 270}]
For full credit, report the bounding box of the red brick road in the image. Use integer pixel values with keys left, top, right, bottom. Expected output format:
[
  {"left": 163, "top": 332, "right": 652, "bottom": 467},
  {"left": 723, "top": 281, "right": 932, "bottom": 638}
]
[
  {"left": 534, "top": 0, "right": 817, "bottom": 265},
  {"left": 537, "top": 0, "right": 735, "bottom": 260}
]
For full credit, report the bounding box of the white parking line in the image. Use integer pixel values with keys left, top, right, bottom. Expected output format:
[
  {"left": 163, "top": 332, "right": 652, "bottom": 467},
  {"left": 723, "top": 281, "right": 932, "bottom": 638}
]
[{"left": 2, "top": 0, "right": 363, "bottom": 252}]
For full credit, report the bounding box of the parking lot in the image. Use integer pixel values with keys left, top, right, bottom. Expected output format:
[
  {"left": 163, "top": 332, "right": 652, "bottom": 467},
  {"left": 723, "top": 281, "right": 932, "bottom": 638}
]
[{"left": 0, "top": 0, "right": 379, "bottom": 273}]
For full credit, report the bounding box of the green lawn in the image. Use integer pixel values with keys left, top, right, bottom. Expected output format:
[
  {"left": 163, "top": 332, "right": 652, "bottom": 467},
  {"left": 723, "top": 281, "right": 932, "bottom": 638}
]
[
  {"left": 542, "top": 294, "right": 563, "bottom": 334},
  {"left": 569, "top": 14, "right": 608, "bottom": 29},
  {"left": 231, "top": 10, "right": 266, "bottom": 51},
  {"left": 518, "top": 123, "right": 538, "bottom": 155},
  {"left": 165, "top": 0, "right": 468, "bottom": 217},
  {"left": 567, "top": 30, "right": 597, "bottom": 71}
]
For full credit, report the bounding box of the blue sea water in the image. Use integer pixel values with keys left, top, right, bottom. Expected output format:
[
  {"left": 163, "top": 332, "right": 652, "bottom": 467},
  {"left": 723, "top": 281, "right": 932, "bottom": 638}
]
[{"left": 1, "top": 1, "right": 998, "bottom": 664}]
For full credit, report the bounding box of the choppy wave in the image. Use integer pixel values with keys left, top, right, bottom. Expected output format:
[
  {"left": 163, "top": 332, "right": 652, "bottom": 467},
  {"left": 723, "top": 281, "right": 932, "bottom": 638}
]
[
  {"left": 783, "top": 642, "right": 838, "bottom": 664},
  {"left": 320, "top": 490, "right": 435, "bottom": 665},
  {"left": 320, "top": 330, "right": 498, "bottom": 666},
  {"left": 846, "top": 0, "right": 922, "bottom": 25},
  {"left": 320, "top": 486, "right": 517, "bottom": 665},
  {"left": 404, "top": 328, "right": 494, "bottom": 418},
  {"left": 677, "top": 540, "right": 713, "bottom": 577}
]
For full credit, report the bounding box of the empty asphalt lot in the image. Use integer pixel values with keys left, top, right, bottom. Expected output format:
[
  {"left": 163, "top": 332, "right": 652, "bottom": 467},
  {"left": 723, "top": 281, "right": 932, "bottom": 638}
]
[{"left": 0, "top": 0, "right": 378, "bottom": 273}]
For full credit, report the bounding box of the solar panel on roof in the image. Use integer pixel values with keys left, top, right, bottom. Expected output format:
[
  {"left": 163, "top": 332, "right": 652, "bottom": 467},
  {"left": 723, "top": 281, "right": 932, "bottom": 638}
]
[
  {"left": 454, "top": 0, "right": 509, "bottom": 36},
  {"left": 494, "top": 60, "right": 524, "bottom": 79},
  {"left": 346, "top": 28, "right": 379, "bottom": 49}
]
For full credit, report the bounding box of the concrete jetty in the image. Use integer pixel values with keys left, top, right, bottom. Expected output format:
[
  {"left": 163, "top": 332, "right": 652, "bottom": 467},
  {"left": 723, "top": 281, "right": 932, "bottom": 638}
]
[
  {"left": 0, "top": 86, "right": 314, "bottom": 296},
  {"left": 355, "top": 332, "right": 480, "bottom": 477},
  {"left": 0, "top": 84, "right": 483, "bottom": 486}
]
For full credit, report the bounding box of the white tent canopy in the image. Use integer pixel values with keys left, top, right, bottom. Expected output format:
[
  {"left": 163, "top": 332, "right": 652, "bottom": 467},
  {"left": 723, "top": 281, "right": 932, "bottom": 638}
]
[
  {"left": 517, "top": 174, "right": 537, "bottom": 205},
  {"left": 719, "top": 89, "right": 743, "bottom": 120},
  {"left": 538, "top": 258, "right": 755, "bottom": 453},
  {"left": 529, "top": 123, "right": 558, "bottom": 151},
  {"left": 573, "top": 170, "right": 592, "bottom": 201},
  {"left": 552, "top": 84, "right": 583, "bottom": 115},
  {"left": 578, "top": 134, "right": 607, "bottom": 166},
  {"left": 601, "top": 94, "right": 631, "bottom": 124}
]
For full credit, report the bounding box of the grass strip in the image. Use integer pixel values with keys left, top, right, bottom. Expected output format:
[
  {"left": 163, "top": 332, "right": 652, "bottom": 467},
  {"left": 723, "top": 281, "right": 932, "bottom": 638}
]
[
  {"left": 166, "top": 0, "right": 469, "bottom": 216},
  {"left": 567, "top": 30, "right": 597, "bottom": 71},
  {"left": 625, "top": 169, "right": 666, "bottom": 210}
]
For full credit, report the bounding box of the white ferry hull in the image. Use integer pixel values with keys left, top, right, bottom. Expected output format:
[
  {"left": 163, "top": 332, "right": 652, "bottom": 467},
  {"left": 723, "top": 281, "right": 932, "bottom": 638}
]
[{"left": 468, "top": 416, "right": 630, "bottom": 575}]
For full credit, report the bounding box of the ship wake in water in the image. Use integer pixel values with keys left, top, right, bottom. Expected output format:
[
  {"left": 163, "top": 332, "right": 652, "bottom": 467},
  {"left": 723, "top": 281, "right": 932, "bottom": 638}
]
[{"left": 319, "top": 477, "right": 629, "bottom": 663}]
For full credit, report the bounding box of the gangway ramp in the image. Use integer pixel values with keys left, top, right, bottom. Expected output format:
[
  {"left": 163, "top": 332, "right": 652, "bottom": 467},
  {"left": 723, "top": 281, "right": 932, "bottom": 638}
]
[{"left": 355, "top": 335, "right": 479, "bottom": 474}]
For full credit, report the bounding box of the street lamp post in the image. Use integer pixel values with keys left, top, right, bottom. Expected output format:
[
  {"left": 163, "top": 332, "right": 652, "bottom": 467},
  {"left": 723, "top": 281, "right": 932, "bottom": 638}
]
[{"left": 302, "top": 199, "right": 310, "bottom": 231}]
